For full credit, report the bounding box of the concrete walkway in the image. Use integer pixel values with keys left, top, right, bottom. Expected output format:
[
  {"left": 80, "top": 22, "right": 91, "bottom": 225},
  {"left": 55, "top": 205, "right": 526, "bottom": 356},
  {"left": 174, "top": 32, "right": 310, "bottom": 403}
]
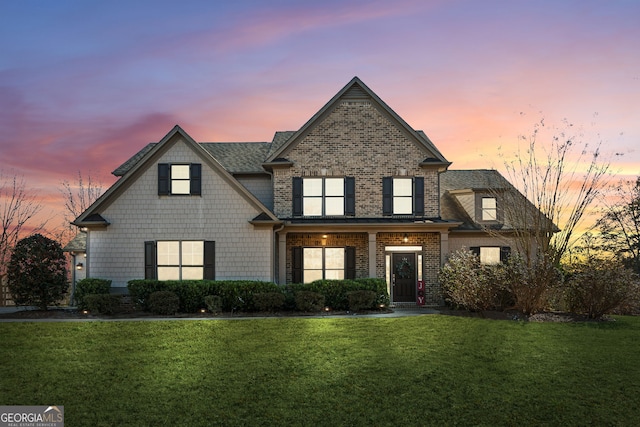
[{"left": 0, "top": 306, "right": 440, "bottom": 322}]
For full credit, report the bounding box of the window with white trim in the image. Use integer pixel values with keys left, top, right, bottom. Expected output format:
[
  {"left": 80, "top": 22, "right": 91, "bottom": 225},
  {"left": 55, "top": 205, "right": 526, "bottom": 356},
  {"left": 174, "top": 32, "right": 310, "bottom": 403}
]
[
  {"left": 481, "top": 197, "right": 497, "bottom": 221},
  {"left": 292, "top": 177, "right": 355, "bottom": 217},
  {"left": 158, "top": 163, "right": 201, "bottom": 196},
  {"left": 303, "top": 178, "right": 344, "bottom": 216},
  {"left": 479, "top": 247, "right": 501, "bottom": 265},
  {"left": 170, "top": 165, "right": 191, "bottom": 195},
  {"left": 157, "top": 241, "right": 204, "bottom": 280},
  {"left": 382, "top": 176, "right": 424, "bottom": 216},
  {"left": 470, "top": 246, "right": 511, "bottom": 265},
  {"left": 393, "top": 178, "right": 413, "bottom": 214},
  {"left": 304, "top": 247, "right": 344, "bottom": 281}
]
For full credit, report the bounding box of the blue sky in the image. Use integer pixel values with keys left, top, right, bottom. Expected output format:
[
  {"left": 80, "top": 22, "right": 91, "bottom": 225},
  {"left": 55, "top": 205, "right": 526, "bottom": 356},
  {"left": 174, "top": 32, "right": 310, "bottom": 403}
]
[{"left": 1, "top": 0, "right": 638, "bottom": 231}]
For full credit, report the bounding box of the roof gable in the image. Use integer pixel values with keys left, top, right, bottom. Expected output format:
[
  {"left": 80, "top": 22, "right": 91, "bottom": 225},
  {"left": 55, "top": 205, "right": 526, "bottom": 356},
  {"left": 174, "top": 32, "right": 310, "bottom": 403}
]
[
  {"left": 75, "top": 125, "right": 279, "bottom": 226},
  {"left": 264, "top": 77, "right": 450, "bottom": 166}
]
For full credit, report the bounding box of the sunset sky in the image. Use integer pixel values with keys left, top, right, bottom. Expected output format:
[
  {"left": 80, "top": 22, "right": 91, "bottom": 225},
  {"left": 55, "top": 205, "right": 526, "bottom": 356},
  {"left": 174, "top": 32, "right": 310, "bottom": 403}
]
[{"left": 1, "top": 0, "right": 639, "bottom": 238}]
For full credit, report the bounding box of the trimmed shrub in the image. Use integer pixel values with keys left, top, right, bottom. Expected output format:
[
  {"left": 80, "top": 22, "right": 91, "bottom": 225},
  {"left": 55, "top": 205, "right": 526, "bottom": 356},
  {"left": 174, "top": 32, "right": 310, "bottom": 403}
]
[
  {"left": 84, "top": 294, "right": 121, "bottom": 315},
  {"left": 254, "top": 292, "right": 286, "bottom": 312},
  {"left": 126, "top": 279, "right": 387, "bottom": 314},
  {"left": 347, "top": 290, "right": 377, "bottom": 312},
  {"left": 204, "top": 295, "right": 222, "bottom": 314},
  {"left": 127, "top": 280, "right": 166, "bottom": 311},
  {"left": 127, "top": 280, "right": 280, "bottom": 313},
  {"left": 565, "top": 259, "right": 640, "bottom": 319},
  {"left": 148, "top": 291, "right": 179, "bottom": 315},
  {"left": 295, "top": 291, "right": 325, "bottom": 312},
  {"left": 215, "top": 280, "right": 280, "bottom": 312},
  {"left": 75, "top": 278, "right": 112, "bottom": 309},
  {"left": 284, "top": 279, "right": 389, "bottom": 311},
  {"left": 352, "top": 278, "right": 390, "bottom": 307},
  {"left": 303, "top": 279, "right": 389, "bottom": 310}
]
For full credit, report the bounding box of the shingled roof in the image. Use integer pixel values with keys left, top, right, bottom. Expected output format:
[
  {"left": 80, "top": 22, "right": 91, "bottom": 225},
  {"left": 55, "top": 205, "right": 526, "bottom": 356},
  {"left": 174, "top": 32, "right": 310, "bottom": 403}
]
[
  {"left": 440, "top": 169, "right": 511, "bottom": 192},
  {"left": 112, "top": 143, "right": 156, "bottom": 176},
  {"left": 201, "top": 142, "right": 271, "bottom": 174},
  {"left": 440, "top": 169, "right": 555, "bottom": 232},
  {"left": 112, "top": 132, "right": 298, "bottom": 177}
]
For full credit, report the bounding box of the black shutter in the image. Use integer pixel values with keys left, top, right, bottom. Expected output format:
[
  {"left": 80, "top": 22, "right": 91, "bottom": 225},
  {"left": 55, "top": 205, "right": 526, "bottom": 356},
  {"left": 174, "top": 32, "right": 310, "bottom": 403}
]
[
  {"left": 292, "top": 177, "right": 303, "bottom": 216},
  {"left": 345, "top": 246, "right": 356, "bottom": 279},
  {"left": 204, "top": 241, "right": 215, "bottom": 280},
  {"left": 190, "top": 163, "right": 202, "bottom": 195},
  {"left": 158, "top": 164, "right": 170, "bottom": 195},
  {"left": 345, "top": 177, "right": 355, "bottom": 216},
  {"left": 292, "top": 247, "right": 302, "bottom": 283},
  {"left": 382, "top": 177, "right": 393, "bottom": 215},
  {"left": 144, "top": 241, "right": 156, "bottom": 279},
  {"left": 470, "top": 247, "right": 480, "bottom": 257},
  {"left": 500, "top": 246, "right": 511, "bottom": 263},
  {"left": 414, "top": 177, "right": 424, "bottom": 216}
]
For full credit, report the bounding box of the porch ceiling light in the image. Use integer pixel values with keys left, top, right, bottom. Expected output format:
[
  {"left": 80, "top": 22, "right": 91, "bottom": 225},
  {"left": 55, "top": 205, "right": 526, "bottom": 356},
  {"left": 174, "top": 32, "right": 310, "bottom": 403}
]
[{"left": 403, "top": 233, "right": 409, "bottom": 243}]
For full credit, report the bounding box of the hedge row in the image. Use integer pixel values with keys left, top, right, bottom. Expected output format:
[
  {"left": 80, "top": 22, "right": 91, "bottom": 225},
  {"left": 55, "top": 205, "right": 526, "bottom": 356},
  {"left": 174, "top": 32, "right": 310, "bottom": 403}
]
[
  {"left": 75, "top": 278, "right": 112, "bottom": 310},
  {"left": 127, "top": 278, "right": 389, "bottom": 313}
]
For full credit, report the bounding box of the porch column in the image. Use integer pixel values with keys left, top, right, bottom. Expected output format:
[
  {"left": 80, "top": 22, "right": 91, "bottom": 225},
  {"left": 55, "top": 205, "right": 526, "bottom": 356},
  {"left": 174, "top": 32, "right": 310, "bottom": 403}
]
[
  {"left": 440, "top": 231, "right": 449, "bottom": 266},
  {"left": 278, "top": 232, "right": 287, "bottom": 284},
  {"left": 368, "top": 232, "right": 377, "bottom": 278}
]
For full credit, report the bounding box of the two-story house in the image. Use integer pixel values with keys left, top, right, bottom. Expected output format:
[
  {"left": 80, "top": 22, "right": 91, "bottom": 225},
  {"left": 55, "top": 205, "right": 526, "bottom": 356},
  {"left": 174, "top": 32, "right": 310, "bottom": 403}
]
[{"left": 73, "top": 77, "right": 529, "bottom": 306}]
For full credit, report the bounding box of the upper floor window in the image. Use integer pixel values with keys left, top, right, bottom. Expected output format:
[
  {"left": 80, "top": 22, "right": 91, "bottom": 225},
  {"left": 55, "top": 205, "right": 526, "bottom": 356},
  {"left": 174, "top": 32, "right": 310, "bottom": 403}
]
[
  {"left": 382, "top": 176, "right": 424, "bottom": 216},
  {"left": 481, "top": 197, "right": 497, "bottom": 221},
  {"left": 158, "top": 163, "right": 202, "bottom": 196},
  {"left": 292, "top": 177, "right": 355, "bottom": 217}
]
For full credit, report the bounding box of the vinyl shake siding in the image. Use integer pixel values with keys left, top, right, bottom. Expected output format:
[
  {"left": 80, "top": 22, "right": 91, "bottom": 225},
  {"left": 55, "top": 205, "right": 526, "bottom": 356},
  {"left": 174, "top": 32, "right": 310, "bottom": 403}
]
[{"left": 87, "top": 139, "right": 273, "bottom": 289}]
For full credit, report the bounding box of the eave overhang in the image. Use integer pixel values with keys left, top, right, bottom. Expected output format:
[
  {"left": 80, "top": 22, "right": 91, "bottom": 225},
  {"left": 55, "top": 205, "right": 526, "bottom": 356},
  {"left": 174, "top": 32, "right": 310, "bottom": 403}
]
[
  {"left": 262, "top": 158, "right": 294, "bottom": 170},
  {"left": 72, "top": 213, "right": 110, "bottom": 229},
  {"left": 419, "top": 157, "right": 451, "bottom": 172},
  {"left": 279, "top": 218, "right": 462, "bottom": 233}
]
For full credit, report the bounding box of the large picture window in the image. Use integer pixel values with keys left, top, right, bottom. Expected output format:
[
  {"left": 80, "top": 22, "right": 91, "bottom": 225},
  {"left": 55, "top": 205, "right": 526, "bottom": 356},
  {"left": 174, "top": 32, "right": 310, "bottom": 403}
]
[
  {"left": 157, "top": 241, "right": 203, "bottom": 280},
  {"left": 145, "top": 240, "right": 215, "bottom": 280},
  {"left": 292, "top": 177, "right": 355, "bottom": 217}
]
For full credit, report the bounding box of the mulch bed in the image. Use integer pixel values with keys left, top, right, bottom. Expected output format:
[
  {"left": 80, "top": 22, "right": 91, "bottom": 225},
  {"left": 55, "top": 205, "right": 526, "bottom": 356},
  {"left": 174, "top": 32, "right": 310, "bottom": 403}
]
[{"left": 0, "top": 306, "right": 616, "bottom": 322}]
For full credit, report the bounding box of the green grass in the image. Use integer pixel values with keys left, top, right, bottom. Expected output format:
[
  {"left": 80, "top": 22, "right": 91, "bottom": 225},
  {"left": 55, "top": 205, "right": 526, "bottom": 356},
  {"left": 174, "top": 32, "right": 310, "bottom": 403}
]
[{"left": 1, "top": 316, "right": 639, "bottom": 426}]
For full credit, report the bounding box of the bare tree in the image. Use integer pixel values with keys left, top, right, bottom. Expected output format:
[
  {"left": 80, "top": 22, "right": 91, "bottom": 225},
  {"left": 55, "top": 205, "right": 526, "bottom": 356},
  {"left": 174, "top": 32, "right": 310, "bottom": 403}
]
[
  {"left": 59, "top": 171, "right": 103, "bottom": 241},
  {"left": 0, "top": 170, "right": 47, "bottom": 278},
  {"left": 496, "top": 117, "right": 612, "bottom": 266},
  {"left": 595, "top": 176, "right": 640, "bottom": 273}
]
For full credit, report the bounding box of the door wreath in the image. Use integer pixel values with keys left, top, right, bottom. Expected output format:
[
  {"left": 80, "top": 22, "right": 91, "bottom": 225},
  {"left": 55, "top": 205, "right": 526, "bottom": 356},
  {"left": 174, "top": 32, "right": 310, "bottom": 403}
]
[{"left": 395, "top": 257, "right": 412, "bottom": 279}]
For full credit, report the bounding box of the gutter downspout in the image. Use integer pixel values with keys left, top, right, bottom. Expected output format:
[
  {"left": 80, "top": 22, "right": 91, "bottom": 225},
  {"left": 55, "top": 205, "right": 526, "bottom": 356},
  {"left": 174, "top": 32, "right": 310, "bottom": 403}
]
[{"left": 273, "top": 222, "right": 285, "bottom": 284}]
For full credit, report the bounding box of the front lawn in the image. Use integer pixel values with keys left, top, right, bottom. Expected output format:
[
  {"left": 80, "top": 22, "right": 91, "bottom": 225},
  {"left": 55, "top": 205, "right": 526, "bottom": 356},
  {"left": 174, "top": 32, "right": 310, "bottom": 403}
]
[{"left": 1, "top": 315, "right": 638, "bottom": 426}]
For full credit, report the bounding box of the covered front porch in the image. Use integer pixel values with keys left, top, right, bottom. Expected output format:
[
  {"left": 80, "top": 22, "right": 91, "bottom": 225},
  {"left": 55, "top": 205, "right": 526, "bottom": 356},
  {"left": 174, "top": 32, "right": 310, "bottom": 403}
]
[{"left": 276, "top": 221, "right": 458, "bottom": 305}]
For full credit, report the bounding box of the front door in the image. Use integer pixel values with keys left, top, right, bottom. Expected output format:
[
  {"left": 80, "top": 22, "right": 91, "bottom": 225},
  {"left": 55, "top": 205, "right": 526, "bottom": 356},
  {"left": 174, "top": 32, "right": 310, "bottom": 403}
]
[{"left": 392, "top": 253, "right": 416, "bottom": 302}]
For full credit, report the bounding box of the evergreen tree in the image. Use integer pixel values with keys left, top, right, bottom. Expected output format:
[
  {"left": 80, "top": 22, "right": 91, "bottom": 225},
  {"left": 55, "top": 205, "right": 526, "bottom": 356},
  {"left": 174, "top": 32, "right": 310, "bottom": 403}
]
[{"left": 7, "top": 234, "right": 67, "bottom": 310}]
